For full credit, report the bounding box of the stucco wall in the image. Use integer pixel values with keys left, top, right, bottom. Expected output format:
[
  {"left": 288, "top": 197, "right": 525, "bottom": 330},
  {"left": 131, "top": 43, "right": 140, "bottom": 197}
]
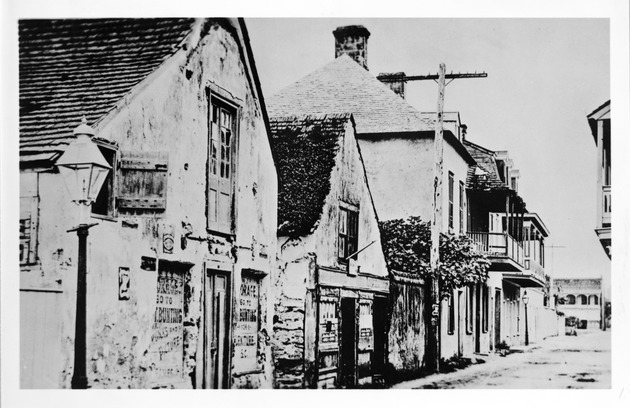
[
  {"left": 358, "top": 136, "right": 469, "bottom": 234},
  {"left": 20, "top": 20, "right": 277, "bottom": 389}
]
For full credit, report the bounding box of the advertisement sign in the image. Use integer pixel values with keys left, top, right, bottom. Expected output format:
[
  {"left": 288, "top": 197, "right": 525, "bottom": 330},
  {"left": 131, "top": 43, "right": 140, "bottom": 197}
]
[
  {"left": 233, "top": 276, "right": 259, "bottom": 372},
  {"left": 147, "top": 267, "right": 184, "bottom": 385}
]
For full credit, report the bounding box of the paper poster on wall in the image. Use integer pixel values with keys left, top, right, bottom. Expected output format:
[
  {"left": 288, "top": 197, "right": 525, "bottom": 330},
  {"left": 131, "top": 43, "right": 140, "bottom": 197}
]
[
  {"left": 233, "top": 276, "right": 259, "bottom": 373},
  {"left": 358, "top": 300, "right": 374, "bottom": 351},
  {"left": 118, "top": 267, "right": 130, "bottom": 300},
  {"left": 147, "top": 266, "right": 184, "bottom": 385}
]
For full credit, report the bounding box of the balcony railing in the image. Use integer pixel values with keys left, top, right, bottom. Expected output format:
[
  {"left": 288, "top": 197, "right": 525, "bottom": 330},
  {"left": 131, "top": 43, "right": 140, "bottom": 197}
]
[
  {"left": 523, "top": 258, "right": 545, "bottom": 281},
  {"left": 468, "top": 231, "right": 524, "bottom": 268},
  {"left": 602, "top": 185, "right": 611, "bottom": 226}
]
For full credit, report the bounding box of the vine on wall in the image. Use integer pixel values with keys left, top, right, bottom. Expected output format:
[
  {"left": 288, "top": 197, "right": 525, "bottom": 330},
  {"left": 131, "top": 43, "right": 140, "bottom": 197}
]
[{"left": 379, "top": 216, "right": 490, "bottom": 300}]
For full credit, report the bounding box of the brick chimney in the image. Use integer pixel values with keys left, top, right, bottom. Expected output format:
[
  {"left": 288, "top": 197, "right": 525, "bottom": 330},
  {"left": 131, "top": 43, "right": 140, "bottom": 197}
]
[
  {"left": 377, "top": 72, "right": 406, "bottom": 99},
  {"left": 333, "top": 25, "right": 371, "bottom": 70}
]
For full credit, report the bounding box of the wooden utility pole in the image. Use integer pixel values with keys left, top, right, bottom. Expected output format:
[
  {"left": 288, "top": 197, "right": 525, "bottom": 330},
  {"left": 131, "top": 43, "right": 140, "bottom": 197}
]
[
  {"left": 412, "top": 65, "right": 487, "bottom": 373},
  {"left": 427, "top": 63, "right": 446, "bottom": 373}
]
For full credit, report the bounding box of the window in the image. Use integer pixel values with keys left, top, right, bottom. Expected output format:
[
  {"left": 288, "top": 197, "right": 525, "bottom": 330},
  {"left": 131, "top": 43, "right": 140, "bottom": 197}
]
[
  {"left": 208, "top": 96, "right": 238, "bottom": 234},
  {"left": 482, "top": 285, "right": 489, "bottom": 332},
  {"left": 510, "top": 176, "right": 518, "bottom": 192},
  {"left": 338, "top": 207, "right": 359, "bottom": 263},
  {"left": 566, "top": 294, "right": 576, "bottom": 305},
  {"left": 578, "top": 294, "right": 588, "bottom": 305},
  {"left": 447, "top": 295, "right": 455, "bottom": 335},
  {"left": 20, "top": 196, "right": 39, "bottom": 265},
  {"left": 466, "top": 286, "right": 473, "bottom": 334},
  {"left": 459, "top": 181, "right": 465, "bottom": 233},
  {"left": 589, "top": 295, "right": 599, "bottom": 305},
  {"left": 92, "top": 143, "right": 117, "bottom": 216},
  {"left": 448, "top": 172, "right": 454, "bottom": 230}
]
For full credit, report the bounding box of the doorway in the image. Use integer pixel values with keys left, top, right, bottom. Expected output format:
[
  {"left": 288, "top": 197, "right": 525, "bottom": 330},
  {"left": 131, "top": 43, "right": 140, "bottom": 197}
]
[
  {"left": 340, "top": 298, "right": 356, "bottom": 388},
  {"left": 494, "top": 289, "right": 502, "bottom": 349},
  {"left": 457, "top": 290, "right": 464, "bottom": 357},
  {"left": 372, "top": 296, "right": 387, "bottom": 382},
  {"left": 204, "top": 270, "right": 230, "bottom": 389}
]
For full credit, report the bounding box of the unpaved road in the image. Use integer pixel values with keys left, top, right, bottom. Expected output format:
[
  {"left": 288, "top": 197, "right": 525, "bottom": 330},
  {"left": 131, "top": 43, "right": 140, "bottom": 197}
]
[{"left": 393, "top": 329, "right": 611, "bottom": 389}]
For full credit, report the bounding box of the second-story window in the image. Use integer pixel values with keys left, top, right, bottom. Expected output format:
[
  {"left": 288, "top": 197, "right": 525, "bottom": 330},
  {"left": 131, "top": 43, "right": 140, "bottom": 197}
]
[
  {"left": 208, "top": 96, "right": 238, "bottom": 234},
  {"left": 459, "top": 181, "right": 465, "bottom": 233},
  {"left": 448, "top": 172, "right": 454, "bottom": 230},
  {"left": 338, "top": 207, "right": 359, "bottom": 263}
]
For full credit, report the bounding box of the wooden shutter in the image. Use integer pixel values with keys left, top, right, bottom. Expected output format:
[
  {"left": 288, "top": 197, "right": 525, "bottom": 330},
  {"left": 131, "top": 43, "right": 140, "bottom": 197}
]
[
  {"left": 207, "top": 99, "right": 237, "bottom": 234},
  {"left": 117, "top": 151, "right": 168, "bottom": 211}
]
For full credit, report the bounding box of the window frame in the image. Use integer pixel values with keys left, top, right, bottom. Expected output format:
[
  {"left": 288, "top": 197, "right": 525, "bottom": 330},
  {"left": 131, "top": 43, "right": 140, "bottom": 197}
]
[
  {"left": 338, "top": 204, "right": 359, "bottom": 264},
  {"left": 207, "top": 89, "right": 240, "bottom": 235},
  {"left": 459, "top": 180, "right": 465, "bottom": 233},
  {"left": 466, "top": 285, "right": 473, "bottom": 334},
  {"left": 91, "top": 141, "right": 118, "bottom": 219}
]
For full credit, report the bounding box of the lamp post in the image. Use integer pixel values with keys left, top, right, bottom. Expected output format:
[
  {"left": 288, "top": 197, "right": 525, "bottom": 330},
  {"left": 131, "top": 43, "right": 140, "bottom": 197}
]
[
  {"left": 56, "top": 117, "right": 111, "bottom": 389},
  {"left": 522, "top": 290, "right": 530, "bottom": 346}
]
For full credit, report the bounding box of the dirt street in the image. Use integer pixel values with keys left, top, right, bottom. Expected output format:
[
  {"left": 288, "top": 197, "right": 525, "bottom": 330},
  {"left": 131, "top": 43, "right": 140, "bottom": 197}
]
[{"left": 391, "top": 329, "right": 611, "bottom": 389}]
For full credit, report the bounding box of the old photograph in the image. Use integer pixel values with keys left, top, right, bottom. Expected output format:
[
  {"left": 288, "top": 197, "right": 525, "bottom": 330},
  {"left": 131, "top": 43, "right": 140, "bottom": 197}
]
[{"left": 2, "top": 1, "right": 628, "bottom": 405}]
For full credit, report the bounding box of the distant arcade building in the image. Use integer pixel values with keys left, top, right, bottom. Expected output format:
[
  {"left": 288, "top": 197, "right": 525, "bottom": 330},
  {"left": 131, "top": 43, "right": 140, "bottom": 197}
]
[{"left": 556, "top": 278, "right": 604, "bottom": 330}]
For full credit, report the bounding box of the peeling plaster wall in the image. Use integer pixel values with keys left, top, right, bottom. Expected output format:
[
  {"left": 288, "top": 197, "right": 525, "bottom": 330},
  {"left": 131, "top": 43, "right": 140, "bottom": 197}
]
[
  {"left": 310, "top": 122, "right": 388, "bottom": 276},
  {"left": 20, "top": 20, "right": 277, "bottom": 389},
  {"left": 271, "top": 120, "right": 389, "bottom": 388}
]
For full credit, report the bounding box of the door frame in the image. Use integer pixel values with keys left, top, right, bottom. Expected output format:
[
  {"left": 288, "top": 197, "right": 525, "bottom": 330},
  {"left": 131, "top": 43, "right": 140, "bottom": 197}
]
[{"left": 202, "top": 266, "right": 232, "bottom": 389}]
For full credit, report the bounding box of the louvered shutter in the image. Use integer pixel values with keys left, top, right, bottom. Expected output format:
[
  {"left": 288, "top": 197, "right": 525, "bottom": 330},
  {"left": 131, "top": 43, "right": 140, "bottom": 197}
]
[{"left": 117, "top": 151, "right": 168, "bottom": 211}]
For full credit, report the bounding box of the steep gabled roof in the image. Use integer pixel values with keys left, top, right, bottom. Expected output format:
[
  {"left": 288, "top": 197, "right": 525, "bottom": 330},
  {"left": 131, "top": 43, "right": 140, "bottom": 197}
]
[
  {"left": 269, "top": 114, "right": 351, "bottom": 236},
  {"left": 19, "top": 18, "right": 196, "bottom": 161},
  {"left": 268, "top": 55, "right": 434, "bottom": 135}
]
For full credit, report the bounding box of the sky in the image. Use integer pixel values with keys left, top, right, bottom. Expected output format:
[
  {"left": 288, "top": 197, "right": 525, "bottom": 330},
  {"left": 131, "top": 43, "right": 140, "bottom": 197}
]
[{"left": 246, "top": 18, "right": 611, "bottom": 280}]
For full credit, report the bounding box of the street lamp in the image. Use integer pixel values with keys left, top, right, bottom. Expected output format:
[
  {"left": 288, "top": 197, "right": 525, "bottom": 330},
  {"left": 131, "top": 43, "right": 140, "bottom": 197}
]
[
  {"left": 522, "top": 290, "right": 530, "bottom": 346},
  {"left": 56, "top": 117, "right": 111, "bottom": 389}
]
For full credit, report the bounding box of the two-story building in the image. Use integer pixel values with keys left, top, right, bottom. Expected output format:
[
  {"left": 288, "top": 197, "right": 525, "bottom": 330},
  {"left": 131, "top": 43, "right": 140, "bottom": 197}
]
[
  {"left": 267, "top": 25, "right": 480, "bottom": 370},
  {"left": 464, "top": 140, "right": 559, "bottom": 349},
  {"left": 269, "top": 114, "right": 390, "bottom": 389},
  {"left": 556, "top": 278, "right": 603, "bottom": 330},
  {"left": 586, "top": 100, "right": 611, "bottom": 259},
  {"left": 19, "top": 18, "right": 277, "bottom": 389}
]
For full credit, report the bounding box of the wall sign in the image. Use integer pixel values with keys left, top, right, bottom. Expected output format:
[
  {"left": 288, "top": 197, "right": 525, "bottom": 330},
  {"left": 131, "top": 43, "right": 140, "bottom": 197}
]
[
  {"left": 141, "top": 256, "right": 156, "bottom": 271},
  {"left": 147, "top": 266, "right": 184, "bottom": 385},
  {"left": 233, "top": 275, "right": 260, "bottom": 372},
  {"left": 118, "top": 267, "right": 130, "bottom": 300},
  {"left": 163, "top": 231, "right": 174, "bottom": 254}
]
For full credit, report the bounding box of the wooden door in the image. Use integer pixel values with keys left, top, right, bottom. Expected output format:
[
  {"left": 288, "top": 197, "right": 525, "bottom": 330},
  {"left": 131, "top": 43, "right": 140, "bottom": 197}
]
[
  {"left": 340, "top": 298, "right": 356, "bottom": 388},
  {"left": 371, "top": 296, "right": 387, "bottom": 381},
  {"left": 494, "top": 289, "right": 502, "bottom": 348},
  {"left": 204, "top": 271, "right": 230, "bottom": 389},
  {"left": 457, "top": 290, "right": 464, "bottom": 357}
]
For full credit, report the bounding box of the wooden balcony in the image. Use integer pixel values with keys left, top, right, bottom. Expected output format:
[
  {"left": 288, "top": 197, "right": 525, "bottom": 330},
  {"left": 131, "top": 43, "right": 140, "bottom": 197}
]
[{"left": 468, "top": 231, "right": 524, "bottom": 272}]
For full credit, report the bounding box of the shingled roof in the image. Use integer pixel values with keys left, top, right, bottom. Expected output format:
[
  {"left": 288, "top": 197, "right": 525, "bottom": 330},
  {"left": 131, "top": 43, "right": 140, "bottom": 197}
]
[
  {"left": 464, "top": 139, "right": 527, "bottom": 210},
  {"left": 267, "top": 55, "right": 435, "bottom": 135},
  {"left": 19, "top": 18, "right": 196, "bottom": 162},
  {"left": 464, "top": 139, "right": 510, "bottom": 192},
  {"left": 269, "top": 114, "right": 351, "bottom": 236}
]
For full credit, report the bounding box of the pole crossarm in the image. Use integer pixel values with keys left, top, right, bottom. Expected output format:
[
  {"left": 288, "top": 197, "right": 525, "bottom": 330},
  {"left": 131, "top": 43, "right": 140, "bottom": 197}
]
[{"left": 377, "top": 72, "right": 488, "bottom": 83}]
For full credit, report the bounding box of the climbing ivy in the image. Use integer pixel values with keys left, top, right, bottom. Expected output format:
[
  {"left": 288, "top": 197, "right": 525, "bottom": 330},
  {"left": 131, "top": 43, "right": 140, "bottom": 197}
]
[{"left": 379, "top": 216, "right": 490, "bottom": 300}]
